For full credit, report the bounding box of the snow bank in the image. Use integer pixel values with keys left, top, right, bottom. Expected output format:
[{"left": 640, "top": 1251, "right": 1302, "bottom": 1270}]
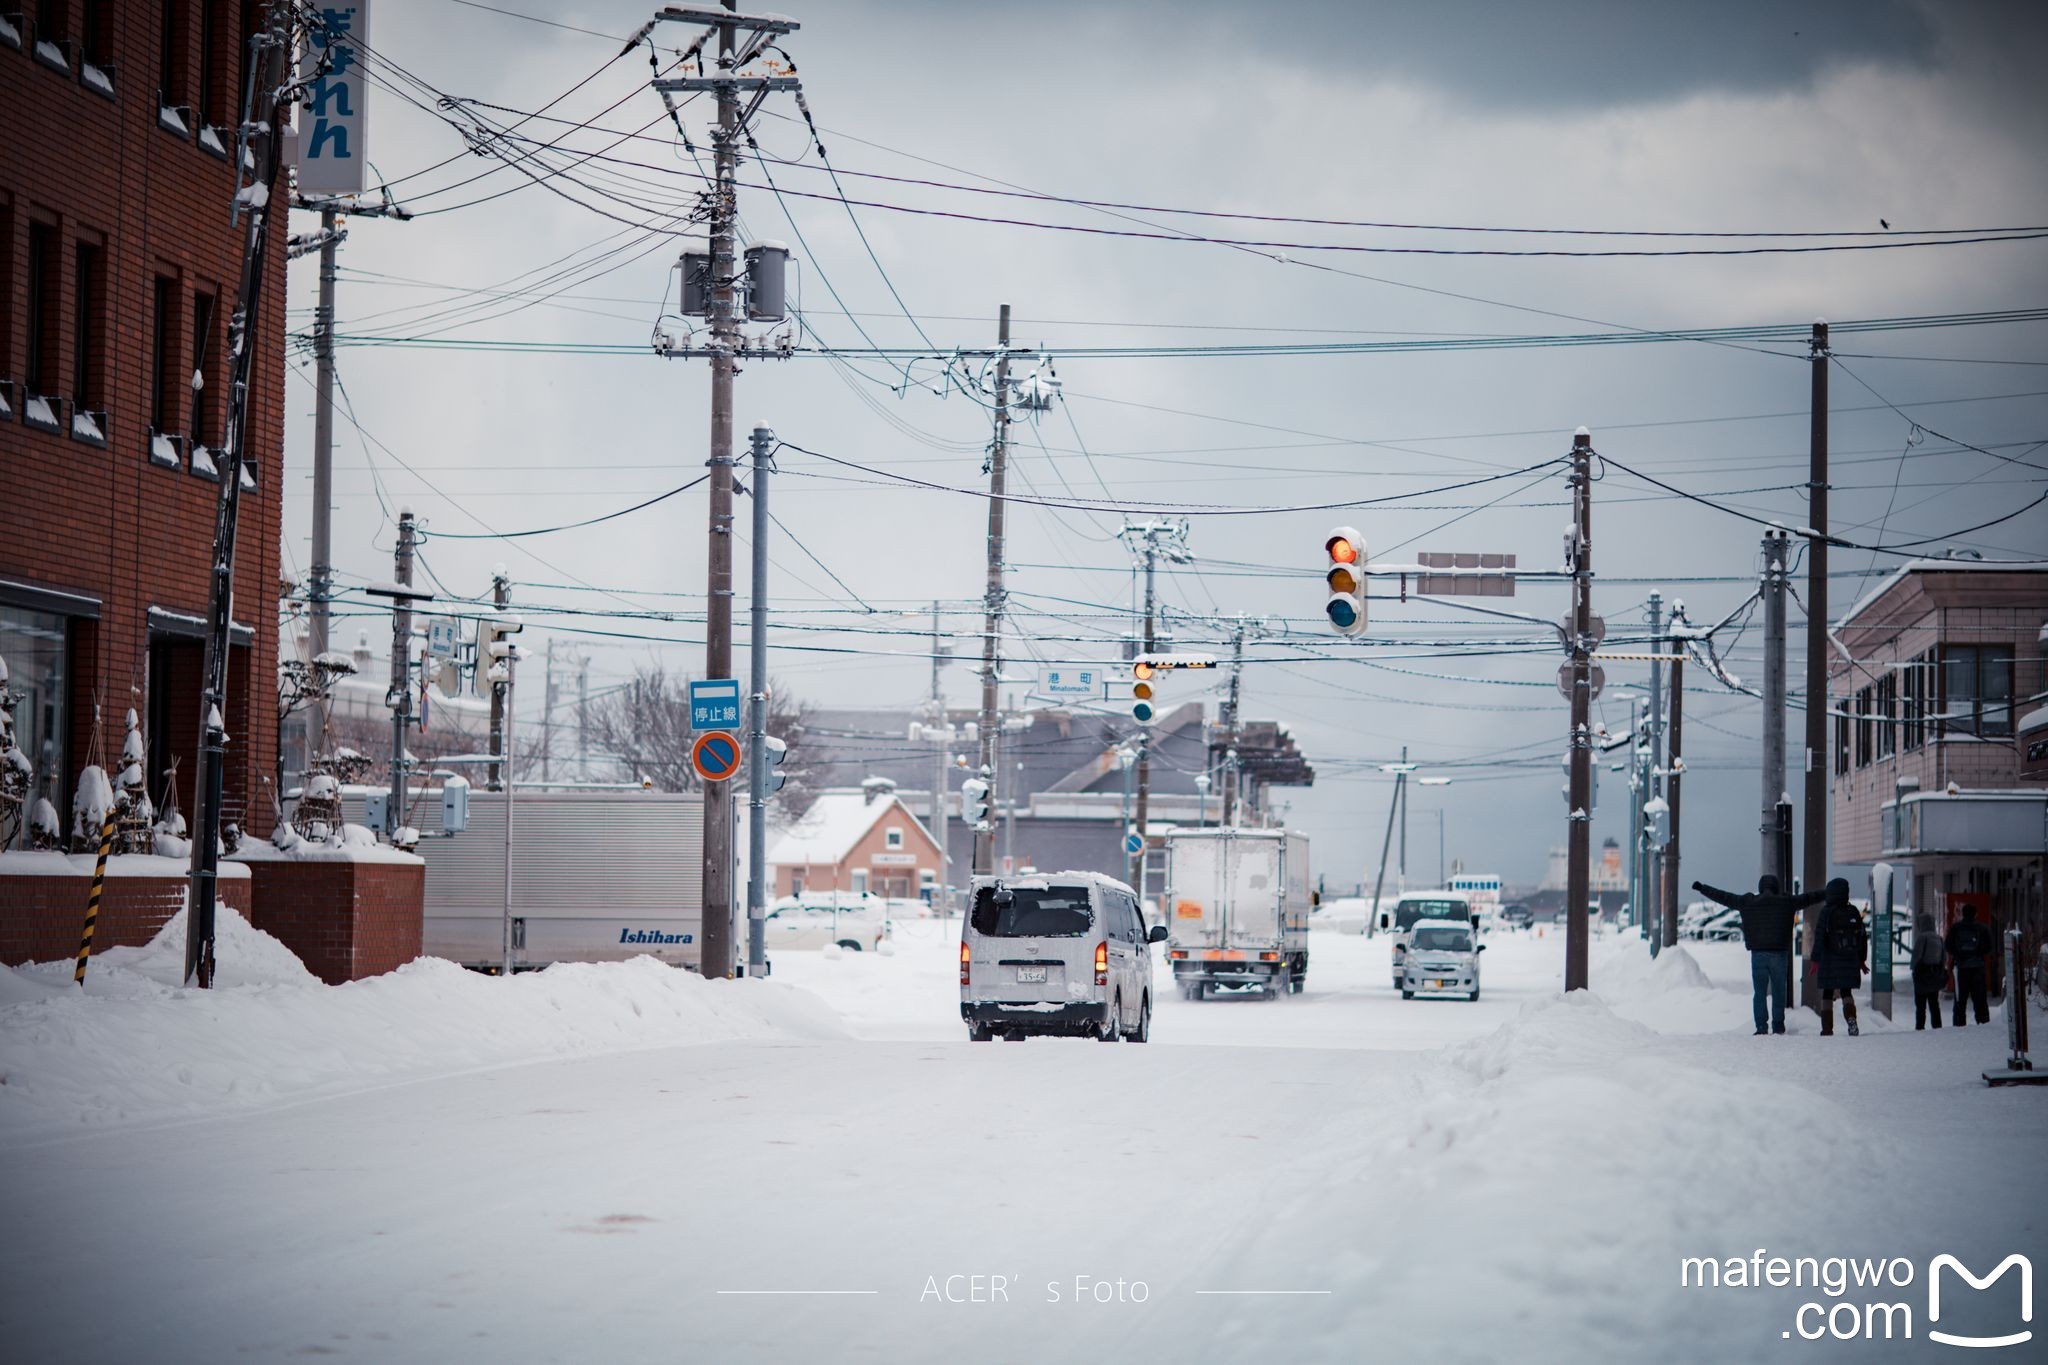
[{"left": 0, "top": 912, "right": 847, "bottom": 1148}]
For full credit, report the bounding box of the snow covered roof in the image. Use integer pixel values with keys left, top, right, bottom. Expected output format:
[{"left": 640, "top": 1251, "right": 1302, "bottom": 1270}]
[
  {"left": 768, "top": 789, "right": 932, "bottom": 867},
  {"left": 1834, "top": 558, "right": 2048, "bottom": 632}
]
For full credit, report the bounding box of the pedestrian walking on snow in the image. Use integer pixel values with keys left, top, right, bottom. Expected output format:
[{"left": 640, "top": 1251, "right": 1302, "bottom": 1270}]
[
  {"left": 1945, "top": 904, "right": 1995, "bottom": 1027},
  {"left": 1909, "top": 912, "right": 1947, "bottom": 1030},
  {"left": 1813, "top": 878, "right": 1867, "bottom": 1037},
  {"left": 1692, "top": 874, "right": 1823, "bottom": 1036}
]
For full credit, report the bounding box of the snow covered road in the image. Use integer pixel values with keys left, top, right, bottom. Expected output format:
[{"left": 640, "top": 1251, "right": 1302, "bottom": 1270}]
[{"left": 2, "top": 918, "right": 2040, "bottom": 1363}]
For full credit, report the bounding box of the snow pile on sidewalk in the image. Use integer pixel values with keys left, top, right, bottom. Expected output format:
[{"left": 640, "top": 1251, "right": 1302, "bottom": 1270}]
[
  {"left": 0, "top": 909, "right": 847, "bottom": 1147},
  {"left": 1209, "top": 951, "right": 1892, "bottom": 1363}
]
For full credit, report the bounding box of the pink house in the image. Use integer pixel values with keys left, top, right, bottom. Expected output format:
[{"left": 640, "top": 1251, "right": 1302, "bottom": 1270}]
[{"left": 770, "top": 784, "right": 943, "bottom": 901}]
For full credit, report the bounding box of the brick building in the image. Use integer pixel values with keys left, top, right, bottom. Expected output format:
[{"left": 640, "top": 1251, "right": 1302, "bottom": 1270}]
[
  {"left": 1829, "top": 562, "right": 2046, "bottom": 966},
  {"left": 1, "top": 0, "right": 285, "bottom": 849},
  {"left": 770, "top": 784, "right": 945, "bottom": 901}
]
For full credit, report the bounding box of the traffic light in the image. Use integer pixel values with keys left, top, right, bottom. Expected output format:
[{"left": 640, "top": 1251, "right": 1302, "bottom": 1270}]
[
  {"left": 763, "top": 734, "right": 788, "bottom": 794},
  {"left": 479, "top": 613, "right": 524, "bottom": 684},
  {"left": 1325, "top": 528, "right": 1366, "bottom": 636},
  {"left": 961, "top": 776, "right": 992, "bottom": 829},
  {"left": 1131, "top": 661, "right": 1157, "bottom": 725}
]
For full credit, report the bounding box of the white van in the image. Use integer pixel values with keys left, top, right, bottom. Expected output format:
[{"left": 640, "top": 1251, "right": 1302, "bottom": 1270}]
[
  {"left": 1378, "top": 890, "right": 1477, "bottom": 989},
  {"left": 960, "top": 872, "right": 1166, "bottom": 1042}
]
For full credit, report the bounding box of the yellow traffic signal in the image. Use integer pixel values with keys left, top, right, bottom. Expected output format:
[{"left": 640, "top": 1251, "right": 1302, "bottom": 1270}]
[{"left": 1325, "top": 527, "right": 1367, "bottom": 635}]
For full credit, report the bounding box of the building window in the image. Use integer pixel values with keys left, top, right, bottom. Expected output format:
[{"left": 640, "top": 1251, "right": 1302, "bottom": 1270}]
[
  {"left": 885, "top": 826, "right": 903, "bottom": 849},
  {"left": 0, "top": 604, "right": 71, "bottom": 846},
  {"left": 1834, "top": 709, "right": 1850, "bottom": 777},
  {"left": 78, "top": 0, "right": 111, "bottom": 93},
  {"left": 1873, "top": 673, "right": 1896, "bottom": 762},
  {"left": 1943, "top": 645, "right": 2015, "bottom": 738},
  {"left": 0, "top": 198, "right": 13, "bottom": 413},
  {"left": 23, "top": 221, "right": 61, "bottom": 430},
  {"left": 189, "top": 288, "right": 217, "bottom": 458},
  {"left": 1901, "top": 653, "right": 1925, "bottom": 752},
  {"left": 70, "top": 239, "right": 105, "bottom": 444},
  {"left": 1854, "top": 685, "right": 1873, "bottom": 768},
  {"left": 150, "top": 276, "right": 180, "bottom": 462},
  {"left": 33, "top": 0, "right": 70, "bottom": 70},
  {"left": 850, "top": 869, "right": 869, "bottom": 896},
  {"left": 159, "top": 0, "right": 189, "bottom": 133}
]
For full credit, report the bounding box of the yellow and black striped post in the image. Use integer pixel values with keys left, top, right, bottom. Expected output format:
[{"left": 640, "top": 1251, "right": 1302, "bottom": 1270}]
[{"left": 74, "top": 814, "right": 117, "bottom": 986}]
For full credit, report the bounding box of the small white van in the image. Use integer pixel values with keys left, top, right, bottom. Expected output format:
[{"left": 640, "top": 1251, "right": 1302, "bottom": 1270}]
[{"left": 960, "top": 872, "right": 1166, "bottom": 1042}]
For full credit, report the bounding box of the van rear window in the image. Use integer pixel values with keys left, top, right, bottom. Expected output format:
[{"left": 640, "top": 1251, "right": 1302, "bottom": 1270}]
[{"left": 971, "top": 886, "right": 1092, "bottom": 937}]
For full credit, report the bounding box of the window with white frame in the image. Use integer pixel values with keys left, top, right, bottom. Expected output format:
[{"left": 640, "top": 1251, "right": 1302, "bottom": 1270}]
[{"left": 885, "top": 826, "right": 903, "bottom": 849}]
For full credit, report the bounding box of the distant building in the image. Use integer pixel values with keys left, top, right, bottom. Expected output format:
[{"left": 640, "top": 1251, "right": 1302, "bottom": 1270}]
[
  {"left": 770, "top": 782, "right": 942, "bottom": 901},
  {"left": 1829, "top": 562, "right": 2045, "bottom": 958},
  {"left": 2, "top": 1, "right": 286, "bottom": 845},
  {"left": 1539, "top": 839, "right": 1628, "bottom": 893}
]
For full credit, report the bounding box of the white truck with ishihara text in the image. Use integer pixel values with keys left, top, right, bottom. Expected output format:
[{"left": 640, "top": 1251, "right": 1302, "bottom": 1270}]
[{"left": 1162, "top": 826, "right": 1312, "bottom": 998}]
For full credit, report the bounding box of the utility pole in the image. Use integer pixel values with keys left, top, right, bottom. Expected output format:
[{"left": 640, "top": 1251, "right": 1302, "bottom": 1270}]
[
  {"left": 1646, "top": 590, "right": 1665, "bottom": 943},
  {"left": 385, "top": 510, "right": 417, "bottom": 837},
  {"left": 577, "top": 655, "right": 590, "bottom": 781},
  {"left": 539, "top": 637, "right": 556, "bottom": 784},
  {"left": 744, "top": 423, "right": 773, "bottom": 977},
  {"left": 487, "top": 568, "right": 509, "bottom": 791},
  {"left": 641, "top": 2, "right": 803, "bottom": 977},
  {"left": 1564, "top": 428, "right": 1596, "bottom": 993},
  {"left": 1627, "top": 694, "right": 1645, "bottom": 938},
  {"left": 1801, "top": 320, "right": 1831, "bottom": 1002},
  {"left": 929, "top": 600, "right": 951, "bottom": 915},
  {"left": 500, "top": 643, "right": 520, "bottom": 976},
  {"left": 291, "top": 190, "right": 408, "bottom": 771},
  {"left": 1664, "top": 642, "right": 1684, "bottom": 951},
  {"left": 973, "top": 304, "right": 1014, "bottom": 879},
  {"left": 1367, "top": 746, "right": 1408, "bottom": 935},
  {"left": 1220, "top": 621, "right": 1245, "bottom": 826},
  {"left": 1760, "top": 530, "right": 1790, "bottom": 883},
  {"left": 184, "top": 2, "right": 290, "bottom": 988},
  {"left": 1120, "top": 519, "right": 1192, "bottom": 891}
]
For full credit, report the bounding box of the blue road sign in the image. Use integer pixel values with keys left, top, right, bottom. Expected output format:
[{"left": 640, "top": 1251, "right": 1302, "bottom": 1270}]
[
  {"left": 689, "top": 677, "right": 742, "bottom": 732},
  {"left": 1124, "top": 832, "right": 1144, "bottom": 856}
]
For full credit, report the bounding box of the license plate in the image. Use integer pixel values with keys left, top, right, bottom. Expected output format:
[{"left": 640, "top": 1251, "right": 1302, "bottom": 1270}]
[
  {"left": 1016, "top": 966, "right": 1047, "bottom": 983},
  {"left": 1428, "top": 979, "right": 1447, "bottom": 989}
]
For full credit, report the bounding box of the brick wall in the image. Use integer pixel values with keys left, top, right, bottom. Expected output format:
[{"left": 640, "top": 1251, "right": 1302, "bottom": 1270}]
[
  {"left": 0, "top": 1, "right": 285, "bottom": 841},
  {"left": 241, "top": 856, "right": 425, "bottom": 984},
  {"left": 0, "top": 857, "right": 250, "bottom": 965}
]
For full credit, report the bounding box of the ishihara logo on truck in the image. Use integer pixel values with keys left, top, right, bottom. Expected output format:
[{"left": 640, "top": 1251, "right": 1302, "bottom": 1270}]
[{"left": 618, "top": 928, "right": 694, "bottom": 945}]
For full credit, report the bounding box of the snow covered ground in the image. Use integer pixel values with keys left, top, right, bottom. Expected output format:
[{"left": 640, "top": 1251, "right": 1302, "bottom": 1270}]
[{"left": 1, "top": 915, "right": 2039, "bottom": 1363}]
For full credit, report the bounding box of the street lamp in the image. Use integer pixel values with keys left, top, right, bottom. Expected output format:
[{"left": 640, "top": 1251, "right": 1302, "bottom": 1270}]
[{"left": 1194, "top": 771, "right": 1211, "bottom": 826}]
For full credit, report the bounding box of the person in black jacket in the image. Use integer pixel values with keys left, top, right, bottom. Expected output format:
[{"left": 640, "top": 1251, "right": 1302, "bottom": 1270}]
[
  {"left": 1693, "top": 875, "right": 1825, "bottom": 1035},
  {"left": 1909, "top": 912, "right": 1947, "bottom": 1030},
  {"left": 1945, "top": 904, "right": 1996, "bottom": 1026},
  {"left": 1813, "top": 878, "right": 1867, "bottom": 1037}
]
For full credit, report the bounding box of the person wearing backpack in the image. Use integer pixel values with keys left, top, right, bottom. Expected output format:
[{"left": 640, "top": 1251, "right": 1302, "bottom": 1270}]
[
  {"left": 1909, "top": 912, "right": 1947, "bottom": 1030},
  {"left": 1814, "top": 878, "right": 1868, "bottom": 1037},
  {"left": 1945, "top": 903, "right": 1995, "bottom": 1027}
]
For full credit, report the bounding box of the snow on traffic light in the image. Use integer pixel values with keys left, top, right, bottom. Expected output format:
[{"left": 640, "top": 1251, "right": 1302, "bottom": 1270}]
[{"left": 1325, "top": 528, "right": 1367, "bottom": 636}]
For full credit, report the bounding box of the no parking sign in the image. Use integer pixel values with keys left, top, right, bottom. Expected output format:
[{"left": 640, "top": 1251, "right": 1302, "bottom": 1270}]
[{"left": 691, "top": 731, "right": 743, "bottom": 783}]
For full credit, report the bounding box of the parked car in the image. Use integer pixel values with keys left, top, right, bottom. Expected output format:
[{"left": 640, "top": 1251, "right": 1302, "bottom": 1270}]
[
  {"left": 1401, "top": 919, "right": 1484, "bottom": 1001},
  {"left": 1498, "top": 903, "right": 1533, "bottom": 929},
  {"left": 960, "top": 872, "right": 1165, "bottom": 1042},
  {"left": 763, "top": 895, "right": 892, "bottom": 951},
  {"left": 1312, "top": 896, "right": 1377, "bottom": 935},
  {"left": 1678, "top": 901, "right": 1744, "bottom": 942}
]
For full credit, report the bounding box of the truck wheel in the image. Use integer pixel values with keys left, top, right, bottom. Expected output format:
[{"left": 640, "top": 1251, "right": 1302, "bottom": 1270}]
[
  {"left": 1098, "top": 995, "right": 1121, "bottom": 1042},
  {"left": 1469, "top": 984, "right": 1481, "bottom": 1002},
  {"left": 1002, "top": 1029, "right": 1028, "bottom": 1042},
  {"left": 1181, "top": 983, "right": 1200, "bottom": 1002},
  {"left": 1266, "top": 969, "right": 1288, "bottom": 999},
  {"left": 968, "top": 1023, "right": 993, "bottom": 1042},
  {"left": 1401, "top": 988, "right": 1414, "bottom": 1000},
  {"left": 1131, "top": 994, "right": 1151, "bottom": 1043}
]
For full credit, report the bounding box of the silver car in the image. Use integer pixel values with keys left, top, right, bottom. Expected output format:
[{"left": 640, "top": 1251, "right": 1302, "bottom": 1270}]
[
  {"left": 1401, "top": 918, "right": 1484, "bottom": 1001},
  {"left": 960, "top": 872, "right": 1166, "bottom": 1042}
]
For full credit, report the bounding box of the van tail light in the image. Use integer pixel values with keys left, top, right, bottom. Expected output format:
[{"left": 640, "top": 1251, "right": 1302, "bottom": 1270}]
[
  {"left": 960, "top": 940, "right": 971, "bottom": 986},
  {"left": 1094, "top": 940, "right": 1108, "bottom": 985},
  {"left": 1167, "top": 949, "right": 1186, "bottom": 960}
]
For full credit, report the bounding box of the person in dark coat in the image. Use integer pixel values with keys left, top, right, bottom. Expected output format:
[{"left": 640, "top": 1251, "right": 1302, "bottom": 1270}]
[
  {"left": 1693, "top": 874, "right": 1824, "bottom": 1035},
  {"left": 1813, "top": 878, "right": 1867, "bottom": 1037},
  {"left": 1909, "top": 911, "right": 1947, "bottom": 1030},
  {"left": 1945, "top": 904, "right": 1996, "bottom": 1027}
]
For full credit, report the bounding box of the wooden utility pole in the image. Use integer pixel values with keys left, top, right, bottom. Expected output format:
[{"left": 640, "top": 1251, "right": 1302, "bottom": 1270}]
[
  {"left": 973, "top": 305, "right": 1014, "bottom": 878},
  {"left": 1759, "top": 530, "right": 1790, "bottom": 882},
  {"left": 1664, "top": 650, "right": 1684, "bottom": 950},
  {"left": 1800, "top": 321, "right": 1831, "bottom": 1003},
  {"left": 1564, "top": 429, "right": 1595, "bottom": 992}
]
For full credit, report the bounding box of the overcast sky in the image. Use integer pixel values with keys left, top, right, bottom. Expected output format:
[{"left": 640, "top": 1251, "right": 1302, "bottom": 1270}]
[{"left": 285, "top": 0, "right": 2048, "bottom": 893}]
